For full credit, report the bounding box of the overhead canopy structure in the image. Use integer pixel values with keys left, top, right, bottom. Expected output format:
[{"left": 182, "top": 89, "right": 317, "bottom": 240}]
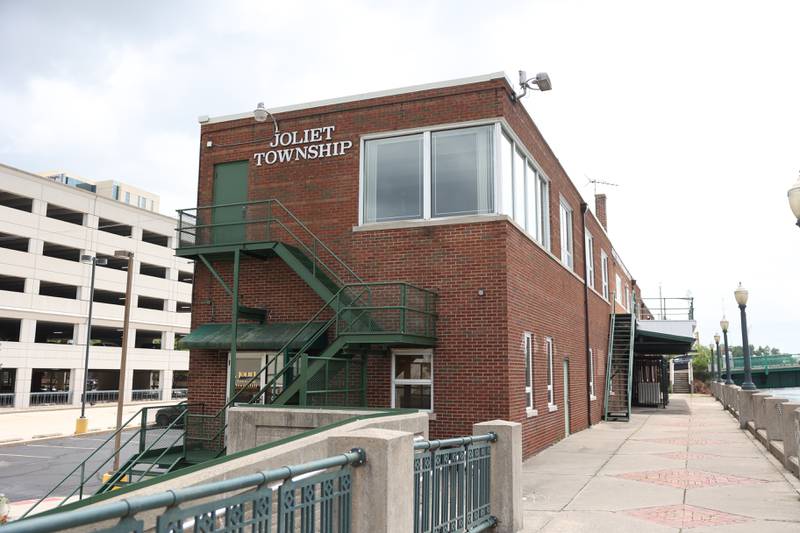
[
  {"left": 177, "top": 322, "right": 328, "bottom": 351},
  {"left": 634, "top": 320, "right": 696, "bottom": 355}
]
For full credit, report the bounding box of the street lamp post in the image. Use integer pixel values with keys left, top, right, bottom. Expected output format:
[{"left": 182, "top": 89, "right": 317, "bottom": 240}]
[
  {"left": 720, "top": 317, "right": 733, "bottom": 385},
  {"left": 713, "top": 334, "right": 722, "bottom": 383},
  {"left": 734, "top": 283, "right": 756, "bottom": 390},
  {"left": 112, "top": 251, "right": 134, "bottom": 471},
  {"left": 76, "top": 254, "right": 108, "bottom": 434},
  {"left": 787, "top": 171, "right": 800, "bottom": 227}
]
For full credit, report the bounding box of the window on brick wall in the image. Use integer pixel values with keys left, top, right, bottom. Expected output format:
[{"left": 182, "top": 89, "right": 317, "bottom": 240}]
[
  {"left": 589, "top": 348, "right": 596, "bottom": 399},
  {"left": 364, "top": 134, "right": 424, "bottom": 223},
  {"left": 559, "top": 200, "right": 574, "bottom": 270},
  {"left": 585, "top": 231, "right": 595, "bottom": 289},
  {"left": 546, "top": 338, "right": 555, "bottom": 408},
  {"left": 524, "top": 333, "right": 534, "bottom": 411},
  {"left": 391, "top": 350, "right": 432, "bottom": 411},
  {"left": 432, "top": 126, "right": 493, "bottom": 217},
  {"left": 615, "top": 274, "right": 622, "bottom": 304},
  {"left": 600, "top": 250, "right": 609, "bottom": 300}
]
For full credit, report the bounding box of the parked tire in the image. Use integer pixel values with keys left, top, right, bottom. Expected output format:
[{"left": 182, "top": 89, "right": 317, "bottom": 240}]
[{"left": 156, "top": 414, "right": 169, "bottom": 427}]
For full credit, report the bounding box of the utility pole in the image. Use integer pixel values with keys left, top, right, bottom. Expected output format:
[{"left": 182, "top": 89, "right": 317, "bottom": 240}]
[{"left": 112, "top": 250, "right": 134, "bottom": 470}]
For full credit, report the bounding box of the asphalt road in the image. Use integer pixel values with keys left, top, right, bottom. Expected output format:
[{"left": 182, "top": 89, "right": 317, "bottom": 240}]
[{"left": 0, "top": 428, "right": 182, "bottom": 503}]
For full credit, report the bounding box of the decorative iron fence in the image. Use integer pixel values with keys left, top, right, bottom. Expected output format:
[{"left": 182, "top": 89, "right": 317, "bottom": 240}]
[
  {"left": 29, "top": 391, "right": 71, "bottom": 406},
  {"left": 5, "top": 448, "right": 365, "bottom": 533},
  {"left": 0, "top": 392, "right": 14, "bottom": 407},
  {"left": 413, "top": 433, "right": 497, "bottom": 533},
  {"left": 132, "top": 388, "right": 162, "bottom": 401}
]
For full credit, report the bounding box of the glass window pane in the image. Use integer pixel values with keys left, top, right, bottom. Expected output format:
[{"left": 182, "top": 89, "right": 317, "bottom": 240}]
[
  {"left": 538, "top": 177, "right": 549, "bottom": 247},
  {"left": 500, "top": 132, "right": 514, "bottom": 217},
  {"left": 526, "top": 162, "right": 537, "bottom": 235},
  {"left": 524, "top": 336, "right": 531, "bottom": 388},
  {"left": 432, "top": 126, "right": 493, "bottom": 217},
  {"left": 394, "top": 353, "right": 432, "bottom": 380},
  {"left": 395, "top": 384, "right": 431, "bottom": 409},
  {"left": 513, "top": 149, "right": 526, "bottom": 228},
  {"left": 364, "top": 135, "right": 423, "bottom": 223}
]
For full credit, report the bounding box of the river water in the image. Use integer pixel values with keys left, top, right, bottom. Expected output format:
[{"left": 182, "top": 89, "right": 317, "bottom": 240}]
[{"left": 761, "top": 387, "right": 800, "bottom": 402}]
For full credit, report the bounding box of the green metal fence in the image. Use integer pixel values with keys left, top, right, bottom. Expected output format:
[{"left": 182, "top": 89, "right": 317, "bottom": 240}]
[
  {"left": 5, "top": 449, "right": 366, "bottom": 533},
  {"left": 413, "top": 433, "right": 497, "bottom": 533}
]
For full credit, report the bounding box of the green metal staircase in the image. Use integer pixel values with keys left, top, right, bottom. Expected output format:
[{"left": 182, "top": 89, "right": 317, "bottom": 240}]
[
  {"left": 176, "top": 198, "right": 438, "bottom": 460},
  {"left": 603, "top": 312, "right": 635, "bottom": 421}
]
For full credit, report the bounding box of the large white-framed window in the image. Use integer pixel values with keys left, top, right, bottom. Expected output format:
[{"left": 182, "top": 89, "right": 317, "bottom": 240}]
[
  {"left": 363, "top": 134, "right": 424, "bottom": 223},
  {"left": 585, "top": 231, "right": 595, "bottom": 289},
  {"left": 536, "top": 173, "right": 550, "bottom": 249},
  {"left": 559, "top": 200, "right": 574, "bottom": 270},
  {"left": 600, "top": 250, "right": 609, "bottom": 300},
  {"left": 524, "top": 333, "right": 534, "bottom": 412},
  {"left": 513, "top": 148, "right": 526, "bottom": 229},
  {"left": 546, "top": 337, "right": 556, "bottom": 409},
  {"left": 615, "top": 274, "right": 622, "bottom": 304},
  {"left": 588, "top": 348, "right": 596, "bottom": 400},
  {"left": 432, "top": 126, "right": 494, "bottom": 218},
  {"left": 391, "top": 349, "right": 433, "bottom": 411}
]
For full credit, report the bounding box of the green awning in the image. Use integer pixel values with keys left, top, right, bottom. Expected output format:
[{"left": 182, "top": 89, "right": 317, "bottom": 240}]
[{"left": 178, "top": 322, "right": 328, "bottom": 351}]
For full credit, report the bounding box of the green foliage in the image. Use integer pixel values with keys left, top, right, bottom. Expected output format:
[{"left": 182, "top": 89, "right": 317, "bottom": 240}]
[
  {"left": 692, "top": 344, "right": 711, "bottom": 373},
  {"left": 730, "top": 345, "right": 782, "bottom": 357}
]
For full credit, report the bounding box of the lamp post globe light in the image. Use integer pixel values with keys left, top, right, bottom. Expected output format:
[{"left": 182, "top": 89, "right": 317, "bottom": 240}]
[
  {"left": 734, "top": 283, "right": 756, "bottom": 390},
  {"left": 75, "top": 254, "right": 108, "bottom": 434},
  {"left": 788, "top": 171, "right": 800, "bottom": 227},
  {"left": 720, "top": 317, "right": 734, "bottom": 385},
  {"left": 713, "top": 334, "right": 722, "bottom": 383}
]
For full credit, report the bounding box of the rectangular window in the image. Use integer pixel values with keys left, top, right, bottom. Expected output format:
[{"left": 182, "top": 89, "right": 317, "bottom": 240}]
[
  {"left": 585, "top": 231, "right": 595, "bottom": 289},
  {"left": 392, "top": 351, "right": 432, "bottom": 411},
  {"left": 524, "top": 333, "right": 533, "bottom": 410},
  {"left": 124, "top": 191, "right": 130, "bottom": 204},
  {"left": 111, "top": 184, "right": 120, "bottom": 200},
  {"left": 600, "top": 251, "right": 609, "bottom": 299},
  {"left": 537, "top": 175, "right": 550, "bottom": 249},
  {"left": 364, "top": 134, "right": 424, "bottom": 223},
  {"left": 525, "top": 162, "right": 537, "bottom": 235},
  {"left": 512, "top": 149, "right": 526, "bottom": 228},
  {"left": 615, "top": 274, "right": 622, "bottom": 303},
  {"left": 546, "top": 338, "right": 555, "bottom": 407},
  {"left": 559, "top": 200, "right": 574, "bottom": 269},
  {"left": 431, "top": 126, "right": 493, "bottom": 217},
  {"left": 500, "top": 132, "right": 514, "bottom": 217},
  {"left": 589, "top": 348, "right": 595, "bottom": 398}
]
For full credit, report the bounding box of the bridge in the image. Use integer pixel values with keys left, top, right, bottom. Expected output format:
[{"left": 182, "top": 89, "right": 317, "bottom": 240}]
[{"left": 728, "top": 354, "right": 800, "bottom": 388}]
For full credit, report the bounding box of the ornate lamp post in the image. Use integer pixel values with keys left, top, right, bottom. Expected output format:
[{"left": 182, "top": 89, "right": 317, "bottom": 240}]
[
  {"left": 720, "top": 317, "right": 733, "bottom": 385},
  {"left": 788, "top": 171, "right": 800, "bottom": 227},
  {"left": 713, "top": 334, "right": 722, "bottom": 383},
  {"left": 734, "top": 283, "right": 756, "bottom": 390}
]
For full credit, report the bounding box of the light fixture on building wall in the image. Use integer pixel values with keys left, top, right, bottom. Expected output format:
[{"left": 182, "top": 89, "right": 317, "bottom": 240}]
[
  {"left": 514, "top": 71, "right": 552, "bottom": 101},
  {"left": 253, "top": 102, "right": 279, "bottom": 134},
  {"left": 787, "top": 171, "right": 800, "bottom": 227}
]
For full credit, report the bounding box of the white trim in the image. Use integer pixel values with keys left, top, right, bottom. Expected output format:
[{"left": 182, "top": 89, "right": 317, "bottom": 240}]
[
  {"left": 360, "top": 117, "right": 501, "bottom": 142},
  {"left": 585, "top": 230, "right": 595, "bottom": 290},
  {"left": 202, "top": 72, "right": 512, "bottom": 124},
  {"left": 600, "top": 249, "right": 610, "bottom": 301},
  {"left": 422, "top": 131, "right": 432, "bottom": 220},
  {"left": 588, "top": 347, "right": 595, "bottom": 398},
  {"left": 524, "top": 332, "right": 533, "bottom": 410},
  {"left": 545, "top": 337, "right": 555, "bottom": 407},
  {"left": 558, "top": 196, "right": 574, "bottom": 270},
  {"left": 526, "top": 408, "right": 539, "bottom": 418},
  {"left": 390, "top": 348, "right": 433, "bottom": 412},
  {"left": 548, "top": 404, "right": 559, "bottom": 412}
]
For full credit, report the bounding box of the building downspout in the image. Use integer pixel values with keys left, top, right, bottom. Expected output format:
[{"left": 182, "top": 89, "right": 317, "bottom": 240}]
[{"left": 581, "top": 202, "right": 592, "bottom": 427}]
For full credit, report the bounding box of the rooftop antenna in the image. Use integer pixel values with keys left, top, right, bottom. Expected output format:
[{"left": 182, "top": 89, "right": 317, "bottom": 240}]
[{"left": 585, "top": 175, "right": 619, "bottom": 196}]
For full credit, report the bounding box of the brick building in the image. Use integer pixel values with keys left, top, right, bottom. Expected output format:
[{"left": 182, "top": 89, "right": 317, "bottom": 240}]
[{"left": 177, "top": 72, "right": 690, "bottom": 459}]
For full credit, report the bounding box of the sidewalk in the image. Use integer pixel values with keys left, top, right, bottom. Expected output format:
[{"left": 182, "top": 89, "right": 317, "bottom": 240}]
[
  {"left": 0, "top": 401, "right": 179, "bottom": 444},
  {"left": 522, "top": 394, "right": 800, "bottom": 532}
]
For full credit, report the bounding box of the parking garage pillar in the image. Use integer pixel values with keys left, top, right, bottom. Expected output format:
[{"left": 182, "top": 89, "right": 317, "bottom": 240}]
[
  {"left": 162, "top": 369, "right": 173, "bottom": 402},
  {"left": 15, "top": 367, "right": 31, "bottom": 409},
  {"left": 71, "top": 367, "right": 85, "bottom": 407},
  {"left": 123, "top": 367, "right": 133, "bottom": 402}
]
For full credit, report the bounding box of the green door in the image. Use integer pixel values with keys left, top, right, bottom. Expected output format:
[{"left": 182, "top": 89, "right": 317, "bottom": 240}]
[{"left": 212, "top": 161, "right": 249, "bottom": 244}]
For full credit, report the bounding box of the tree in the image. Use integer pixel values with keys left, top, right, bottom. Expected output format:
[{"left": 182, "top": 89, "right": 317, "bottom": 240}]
[{"left": 691, "top": 345, "right": 711, "bottom": 379}]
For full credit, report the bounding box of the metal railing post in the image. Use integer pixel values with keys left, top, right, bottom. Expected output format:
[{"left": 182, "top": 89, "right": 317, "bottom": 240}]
[
  {"left": 400, "top": 284, "right": 407, "bottom": 334},
  {"left": 139, "top": 408, "right": 148, "bottom": 453}
]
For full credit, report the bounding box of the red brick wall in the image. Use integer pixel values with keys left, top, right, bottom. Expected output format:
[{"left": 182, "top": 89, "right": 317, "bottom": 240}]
[{"left": 188, "top": 75, "right": 639, "bottom": 457}]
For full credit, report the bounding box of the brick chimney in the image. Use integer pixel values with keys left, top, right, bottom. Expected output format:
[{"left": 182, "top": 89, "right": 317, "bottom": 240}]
[{"left": 595, "top": 194, "right": 607, "bottom": 230}]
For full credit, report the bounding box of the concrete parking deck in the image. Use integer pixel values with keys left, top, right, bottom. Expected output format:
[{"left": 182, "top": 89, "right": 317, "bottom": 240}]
[{"left": 522, "top": 394, "right": 800, "bottom": 532}]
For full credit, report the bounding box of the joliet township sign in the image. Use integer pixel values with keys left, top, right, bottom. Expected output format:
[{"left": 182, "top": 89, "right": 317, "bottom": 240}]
[{"left": 253, "top": 125, "right": 353, "bottom": 166}]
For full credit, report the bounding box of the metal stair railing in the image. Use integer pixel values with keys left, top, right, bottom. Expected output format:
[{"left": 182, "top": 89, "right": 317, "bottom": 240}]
[
  {"left": 176, "top": 198, "right": 364, "bottom": 288},
  {"left": 20, "top": 402, "right": 192, "bottom": 519},
  {"left": 603, "top": 292, "right": 616, "bottom": 421}
]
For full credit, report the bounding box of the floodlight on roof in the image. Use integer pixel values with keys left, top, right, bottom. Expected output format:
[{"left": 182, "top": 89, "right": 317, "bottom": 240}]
[
  {"left": 514, "top": 70, "right": 553, "bottom": 101},
  {"left": 253, "top": 102, "right": 279, "bottom": 134}
]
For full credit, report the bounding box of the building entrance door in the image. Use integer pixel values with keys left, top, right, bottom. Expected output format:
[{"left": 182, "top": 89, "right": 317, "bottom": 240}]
[
  {"left": 226, "top": 352, "right": 279, "bottom": 403},
  {"left": 563, "top": 359, "right": 571, "bottom": 436},
  {"left": 212, "top": 160, "right": 249, "bottom": 245}
]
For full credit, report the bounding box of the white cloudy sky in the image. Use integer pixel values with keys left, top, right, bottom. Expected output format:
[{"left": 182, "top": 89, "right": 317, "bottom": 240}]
[{"left": 1, "top": 1, "right": 798, "bottom": 351}]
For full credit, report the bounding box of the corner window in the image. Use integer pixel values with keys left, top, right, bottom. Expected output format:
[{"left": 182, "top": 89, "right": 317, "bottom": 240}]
[
  {"left": 600, "top": 250, "right": 609, "bottom": 300},
  {"left": 524, "top": 333, "right": 533, "bottom": 409},
  {"left": 546, "top": 338, "right": 555, "bottom": 407},
  {"left": 392, "top": 351, "right": 432, "bottom": 411},
  {"left": 559, "top": 200, "right": 574, "bottom": 269},
  {"left": 432, "top": 126, "right": 494, "bottom": 217},
  {"left": 585, "top": 232, "right": 595, "bottom": 289}
]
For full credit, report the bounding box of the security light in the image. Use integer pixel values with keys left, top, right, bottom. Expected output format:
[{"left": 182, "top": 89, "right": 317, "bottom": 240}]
[
  {"left": 514, "top": 70, "right": 553, "bottom": 101},
  {"left": 253, "top": 102, "right": 280, "bottom": 133}
]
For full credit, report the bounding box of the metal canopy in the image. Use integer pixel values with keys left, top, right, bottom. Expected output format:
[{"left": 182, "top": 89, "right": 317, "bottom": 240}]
[
  {"left": 634, "top": 329, "right": 695, "bottom": 355},
  {"left": 178, "top": 322, "right": 328, "bottom": 351}
]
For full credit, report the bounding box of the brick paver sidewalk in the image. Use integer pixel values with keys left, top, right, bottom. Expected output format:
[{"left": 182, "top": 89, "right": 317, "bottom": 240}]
[{"left": 521, "top": 394, "right": 800, "bottom": 532}]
